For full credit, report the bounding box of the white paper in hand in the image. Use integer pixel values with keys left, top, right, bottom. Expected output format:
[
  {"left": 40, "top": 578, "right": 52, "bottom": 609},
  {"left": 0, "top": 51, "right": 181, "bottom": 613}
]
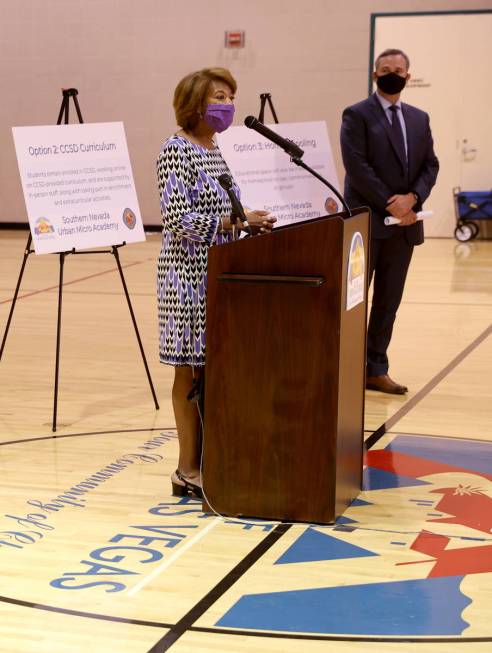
[{"left": 384, "top": 210, "right": 433, "bottom": 226}]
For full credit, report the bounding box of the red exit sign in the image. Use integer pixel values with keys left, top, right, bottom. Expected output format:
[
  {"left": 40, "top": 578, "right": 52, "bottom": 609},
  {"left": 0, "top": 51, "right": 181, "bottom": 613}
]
[{"left": 225, "top": 30, "right": 245, "bottom": 48}]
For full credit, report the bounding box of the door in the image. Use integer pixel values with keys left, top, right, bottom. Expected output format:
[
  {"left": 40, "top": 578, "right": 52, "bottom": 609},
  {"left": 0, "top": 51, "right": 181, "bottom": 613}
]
[{"left": 372, "top": 11, "right": 492, "bottom": 237}]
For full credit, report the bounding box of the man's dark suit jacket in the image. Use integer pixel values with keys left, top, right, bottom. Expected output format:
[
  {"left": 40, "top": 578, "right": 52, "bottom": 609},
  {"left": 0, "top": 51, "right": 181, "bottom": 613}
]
[{"left": 340, "top": 93, "right": 439, "bottom": 245}]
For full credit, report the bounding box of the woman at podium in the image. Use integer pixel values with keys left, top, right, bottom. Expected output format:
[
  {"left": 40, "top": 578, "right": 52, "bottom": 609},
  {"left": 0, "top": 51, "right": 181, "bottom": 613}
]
[{"left": 156, "top": 67, "right": 274, "bottom": 498}]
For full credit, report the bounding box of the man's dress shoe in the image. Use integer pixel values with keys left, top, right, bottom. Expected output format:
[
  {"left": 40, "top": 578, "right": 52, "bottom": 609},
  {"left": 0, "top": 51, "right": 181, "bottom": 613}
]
[{"left": 366, "top": 374, "right": 408, "bottom": 395}]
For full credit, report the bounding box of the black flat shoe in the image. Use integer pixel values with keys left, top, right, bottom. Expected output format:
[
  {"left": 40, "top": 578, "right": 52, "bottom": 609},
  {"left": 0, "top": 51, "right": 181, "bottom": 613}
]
[{"left": 171, "top": 469, "right": 203, "bottom": 499}]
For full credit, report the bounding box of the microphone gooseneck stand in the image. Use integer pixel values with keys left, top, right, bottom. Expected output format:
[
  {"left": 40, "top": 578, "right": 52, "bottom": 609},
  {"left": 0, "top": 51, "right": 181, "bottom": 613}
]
[
  {"left": 290, "top": 155, "right": 351, "bottom": 216},
  {"left": 251, "top": 94, "right": 352, "bottom": 217}
]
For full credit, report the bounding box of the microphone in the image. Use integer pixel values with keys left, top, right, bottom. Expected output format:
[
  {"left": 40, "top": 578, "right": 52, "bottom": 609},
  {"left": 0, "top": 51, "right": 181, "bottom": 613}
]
[
  {"left": 244, "top": 116, "right": 304, "bottom": 159},
  {"left": 218, "top": 174, "right": 251, "bottom": 232}
]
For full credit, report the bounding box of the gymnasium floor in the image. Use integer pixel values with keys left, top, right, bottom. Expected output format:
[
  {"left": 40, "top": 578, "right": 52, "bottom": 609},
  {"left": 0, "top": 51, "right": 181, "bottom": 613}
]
[{"left": 0, "top": 230, "right": 491, "bottom": 653}]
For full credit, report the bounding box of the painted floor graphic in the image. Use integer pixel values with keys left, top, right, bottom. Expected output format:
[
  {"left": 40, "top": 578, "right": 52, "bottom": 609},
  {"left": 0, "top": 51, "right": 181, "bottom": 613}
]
[
  {"left": 0, "top": 430, "right": 491, "bottom": 643},
  {"left": 211, "top": 433, "right": 492, "bottom": 638}
]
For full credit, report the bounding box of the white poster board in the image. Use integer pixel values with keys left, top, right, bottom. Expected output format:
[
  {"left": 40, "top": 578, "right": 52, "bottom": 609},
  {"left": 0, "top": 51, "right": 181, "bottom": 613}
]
[
  {"left": 217, "top": 121, "right": 340, "bottom": 227},
  {"left": 12, "top": 122, "right": 145, "bottom": 254}
]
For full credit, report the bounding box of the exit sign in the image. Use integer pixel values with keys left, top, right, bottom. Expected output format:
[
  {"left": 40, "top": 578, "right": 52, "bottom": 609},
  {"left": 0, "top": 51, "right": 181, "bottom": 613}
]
[{"left": 225, "top": 30, "right": 245, "bottom": 48}]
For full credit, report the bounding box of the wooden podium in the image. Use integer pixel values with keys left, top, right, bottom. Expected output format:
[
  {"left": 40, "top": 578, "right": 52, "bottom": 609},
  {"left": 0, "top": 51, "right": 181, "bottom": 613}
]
[{"left": 202, "top": 208, "right": 369, "bottom": 524}]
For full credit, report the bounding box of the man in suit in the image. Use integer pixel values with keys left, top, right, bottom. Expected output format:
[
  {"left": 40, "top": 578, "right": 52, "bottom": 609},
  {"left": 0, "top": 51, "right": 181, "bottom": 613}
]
[{"left": 340, "top": 48, "right": 439, "bottom": 394}]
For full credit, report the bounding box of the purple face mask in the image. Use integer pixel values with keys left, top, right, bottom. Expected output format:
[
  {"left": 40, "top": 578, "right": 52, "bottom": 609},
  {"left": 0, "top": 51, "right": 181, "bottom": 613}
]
[{"left": 203, "top": 103, "right": 235, "bottom": 132}]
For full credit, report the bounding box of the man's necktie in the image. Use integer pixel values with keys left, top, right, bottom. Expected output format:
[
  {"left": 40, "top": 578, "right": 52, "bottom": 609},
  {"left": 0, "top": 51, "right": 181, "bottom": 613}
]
[{"left": 389, "top": 105, "right": 407, "bottom": 168}]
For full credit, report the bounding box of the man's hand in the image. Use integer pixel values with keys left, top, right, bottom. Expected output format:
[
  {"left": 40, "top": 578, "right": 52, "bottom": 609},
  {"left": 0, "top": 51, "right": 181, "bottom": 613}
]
[
  {"left": 386, "top": 193, "right": 416, "bottom": 218},
  {"left": 396, "top": 210, "right": 418, "bottom": 227}
]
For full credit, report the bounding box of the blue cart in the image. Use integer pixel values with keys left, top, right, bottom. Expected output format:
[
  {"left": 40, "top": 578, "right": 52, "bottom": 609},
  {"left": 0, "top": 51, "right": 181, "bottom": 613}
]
[{"left": 453, "top": 187, "right": 492, "bottom": 241}]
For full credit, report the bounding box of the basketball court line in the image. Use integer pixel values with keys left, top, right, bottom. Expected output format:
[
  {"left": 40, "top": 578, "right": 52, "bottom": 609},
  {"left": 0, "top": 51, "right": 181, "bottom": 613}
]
[
  {"left": 379, "top": 430, "right": 492, "bottom": 445},
  {"left": 128, "top": 517, "right": 222, "bottom": 597},
  {"left": 186, "top": 626, "right": 492, "bottom": 644},
  {"left": 0, "top": 594, "right": 171, "bottom": 629},
  {"left": 0, "top": 257, "right": 153, "bottom": 306},
  {"left": 331, "top": 523, "right": 492, "bottom": 543},
  {"left": 364, "top": 323, "right": 491, "bottom": 450},
  {"left": 53, "top": 290, "right": 156, "bottom": 297},
  {"left": 4, "top": 426, "right": 486, "bottom": 449},
  {"left": 404, "top": 301, "right": 492, "bottom": 307},
  {"left": 147, "top": 524, "right": 292, "bottom": 652},
  {"left": 0, "top": 427, "right": 174, "bottom": 447}
]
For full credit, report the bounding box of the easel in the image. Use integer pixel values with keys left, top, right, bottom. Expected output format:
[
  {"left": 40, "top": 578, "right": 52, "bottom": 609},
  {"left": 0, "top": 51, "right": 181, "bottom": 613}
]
[
  {"left": 1, "top": 88, "right": 159, "bottom": 431},
  {"left": 258, "top": 92, "right": 279, "bottom": 124},
  {"left": 256, "top": 92, "right": 351, "bottom": 215}
]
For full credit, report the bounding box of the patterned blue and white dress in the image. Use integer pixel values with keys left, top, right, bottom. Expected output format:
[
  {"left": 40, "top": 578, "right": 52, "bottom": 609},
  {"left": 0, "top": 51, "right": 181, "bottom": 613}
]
[{"left": 157, "top": 135, "right": 237, "bottom": 366}]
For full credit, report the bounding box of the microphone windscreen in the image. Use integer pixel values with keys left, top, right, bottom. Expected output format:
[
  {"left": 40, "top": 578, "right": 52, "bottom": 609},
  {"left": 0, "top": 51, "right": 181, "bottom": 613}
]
[
  {"left": 218, "top": 173, "right": 232, "bottom": 190},
  {"left": 244, "top": 116, "right": 257, "bottom": 128}
]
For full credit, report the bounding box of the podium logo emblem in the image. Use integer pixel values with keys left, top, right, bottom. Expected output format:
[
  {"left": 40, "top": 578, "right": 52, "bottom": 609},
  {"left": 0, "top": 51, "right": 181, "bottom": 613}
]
[{"left": 346, "top": 231, "right": 365, "bottom": 311}]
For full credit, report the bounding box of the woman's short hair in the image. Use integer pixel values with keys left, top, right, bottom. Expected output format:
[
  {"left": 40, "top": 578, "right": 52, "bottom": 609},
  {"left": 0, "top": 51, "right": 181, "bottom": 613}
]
[{"left": 173, "top": 68, "right": 237, "bottom": 131}]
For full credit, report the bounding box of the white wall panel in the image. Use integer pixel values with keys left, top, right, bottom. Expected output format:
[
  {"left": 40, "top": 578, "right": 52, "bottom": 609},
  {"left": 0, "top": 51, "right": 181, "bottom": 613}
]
[{"left": 1, "top": 0, "right": 491, "bottom": 227}]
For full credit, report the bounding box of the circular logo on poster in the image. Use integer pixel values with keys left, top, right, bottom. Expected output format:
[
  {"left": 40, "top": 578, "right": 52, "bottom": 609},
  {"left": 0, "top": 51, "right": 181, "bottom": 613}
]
[
  {"left": 324, "top": 197, "right": 339, "bottom": 215},
  {"left": 122, "top": 208, "right": 136, "bottom": 230},
  {"left": 34, "top": 217, "right": 55, "bottom": 236}
]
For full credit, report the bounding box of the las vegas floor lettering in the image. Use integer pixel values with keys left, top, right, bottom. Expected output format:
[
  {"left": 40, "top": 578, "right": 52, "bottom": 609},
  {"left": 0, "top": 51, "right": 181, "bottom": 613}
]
[{"left": 0, "top": 429, "right": 491, "bottom": 640}]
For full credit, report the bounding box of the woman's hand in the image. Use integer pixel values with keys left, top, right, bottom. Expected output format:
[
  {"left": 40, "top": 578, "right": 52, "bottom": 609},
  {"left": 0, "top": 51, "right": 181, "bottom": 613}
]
[{"left": 244, "top": 209, "right": 276, "bottom": 234}]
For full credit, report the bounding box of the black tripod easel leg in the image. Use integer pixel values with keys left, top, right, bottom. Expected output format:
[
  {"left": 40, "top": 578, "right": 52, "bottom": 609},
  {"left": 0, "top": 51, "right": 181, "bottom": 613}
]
[
  {"left": 0, "top": 233, "right": 33, "bottom": 361},
  {"left": 71, "top": 92, "right": 84, "bottom": 123},
  {"left": 111, "top": 246, "right": 160, "bottom": 410},
  {"left": 57, "top": 95, "right": 69, "bottom": 125},
  {"left": 57, "top": 88, "right": 84, "bottom": 125},
  {"left": 53, "top": 87, "right": 84, "bottom": 431},
  {"left": 53, "top": 252, "right": 66, "bottom": 432},
  {"left": 258, "top": 93, "right": 279, "bottom": 124}
]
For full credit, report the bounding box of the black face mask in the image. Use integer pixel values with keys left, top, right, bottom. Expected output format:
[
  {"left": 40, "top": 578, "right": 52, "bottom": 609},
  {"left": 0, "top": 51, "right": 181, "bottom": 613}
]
[{"left": 376, "top": 72, "right": 407, "bottom": 95}]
